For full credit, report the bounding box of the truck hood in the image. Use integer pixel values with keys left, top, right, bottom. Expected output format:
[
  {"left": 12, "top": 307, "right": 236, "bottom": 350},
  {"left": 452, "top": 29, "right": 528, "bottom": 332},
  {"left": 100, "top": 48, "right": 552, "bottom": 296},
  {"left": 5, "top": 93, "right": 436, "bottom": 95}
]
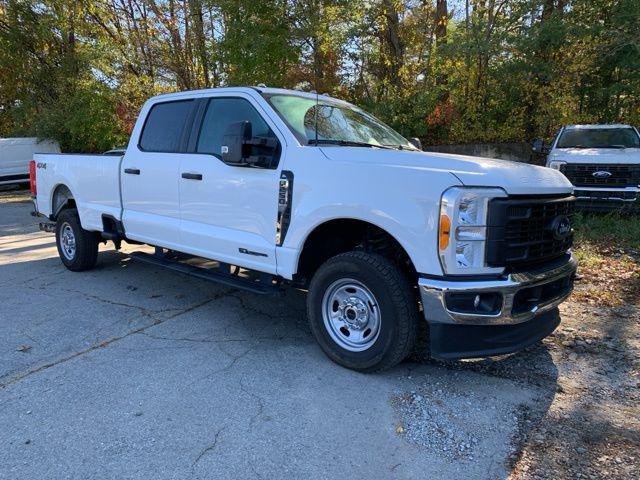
[
  {"left": 550, "top": 148, "right": 640, "bottom": 164},
  {"left": 319, "top": 147, "right": 573, "bottom": 196}
]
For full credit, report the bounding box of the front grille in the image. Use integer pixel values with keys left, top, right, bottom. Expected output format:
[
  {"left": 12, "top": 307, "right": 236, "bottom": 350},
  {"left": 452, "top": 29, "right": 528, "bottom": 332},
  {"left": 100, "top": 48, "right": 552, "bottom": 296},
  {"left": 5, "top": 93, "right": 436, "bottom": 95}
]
[
  {"left": 560, "top": 163, "right": 640, "bottom": 187},
  {"left": 486, "top": 196, "right": 575, "bottom": 269}
]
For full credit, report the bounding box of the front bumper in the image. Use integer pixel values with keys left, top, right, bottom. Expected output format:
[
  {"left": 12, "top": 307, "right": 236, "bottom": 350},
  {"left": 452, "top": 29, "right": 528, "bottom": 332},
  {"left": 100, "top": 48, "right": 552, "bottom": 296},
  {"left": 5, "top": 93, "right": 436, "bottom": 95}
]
[
  {"left": 418, "top": 255, "right": 577, "bottom": 359},
  {"left": 574, "top": 187, "right": 639, "bottom": 212},
  {"left": 428, "top": 308, "right": 561, "bottom": 360}
]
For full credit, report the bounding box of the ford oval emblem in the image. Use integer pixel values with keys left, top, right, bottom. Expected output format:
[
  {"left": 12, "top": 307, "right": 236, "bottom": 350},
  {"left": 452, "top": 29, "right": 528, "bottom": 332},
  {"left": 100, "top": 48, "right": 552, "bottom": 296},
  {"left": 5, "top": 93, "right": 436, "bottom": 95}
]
[
  {"left": 550, "top": 215, "right": 572, "bottom": 241},
  {"left": 592, "top": 170, "right": 612, "bottom": 179}
]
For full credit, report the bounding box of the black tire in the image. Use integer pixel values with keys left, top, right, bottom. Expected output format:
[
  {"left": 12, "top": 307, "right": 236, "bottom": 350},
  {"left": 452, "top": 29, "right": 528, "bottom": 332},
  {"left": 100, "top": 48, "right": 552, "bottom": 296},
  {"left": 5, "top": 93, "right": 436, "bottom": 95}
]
[
  {"left": 55, "top": 208, "right": 100, "bottom": 272},
  {"left": 307, "top": 251, "right": 419, "bottom": 372}
]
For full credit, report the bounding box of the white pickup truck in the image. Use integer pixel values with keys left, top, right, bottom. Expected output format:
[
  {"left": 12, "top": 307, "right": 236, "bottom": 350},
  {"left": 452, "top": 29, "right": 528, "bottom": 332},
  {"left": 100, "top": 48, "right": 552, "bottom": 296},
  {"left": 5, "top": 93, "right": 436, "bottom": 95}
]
[
  {"left": 533, "top": 124, "right": 640, "bottom": 211},
  {"left": 31, "top": 87, "right": 577, "bottom": 371}
]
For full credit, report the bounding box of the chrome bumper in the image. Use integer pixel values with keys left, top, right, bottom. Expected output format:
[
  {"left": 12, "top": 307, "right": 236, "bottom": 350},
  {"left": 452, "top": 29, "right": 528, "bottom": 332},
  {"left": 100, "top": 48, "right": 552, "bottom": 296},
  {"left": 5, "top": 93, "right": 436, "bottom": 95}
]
[
  {"left": 419, "top": 256, "right": 578, "bottom": 326},
  {"left": 574, "top": 186, "right": 639, "bottom": 202}
]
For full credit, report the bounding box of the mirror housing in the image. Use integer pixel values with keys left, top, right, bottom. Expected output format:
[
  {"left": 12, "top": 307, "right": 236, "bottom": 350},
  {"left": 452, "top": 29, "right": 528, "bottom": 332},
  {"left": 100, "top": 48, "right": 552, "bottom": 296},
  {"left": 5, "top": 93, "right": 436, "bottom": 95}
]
[
  {"left": 409, "top": 137, "right": 422, "bottom": 150},
  {"left": 221, "top": 121, "right": 279, "bottom": 168},
  {"left": 532, "top": 139, "right": 547, "bottom": 154},
  {"left": 221, "top": 121, "right": 252, "bottom": 165}
]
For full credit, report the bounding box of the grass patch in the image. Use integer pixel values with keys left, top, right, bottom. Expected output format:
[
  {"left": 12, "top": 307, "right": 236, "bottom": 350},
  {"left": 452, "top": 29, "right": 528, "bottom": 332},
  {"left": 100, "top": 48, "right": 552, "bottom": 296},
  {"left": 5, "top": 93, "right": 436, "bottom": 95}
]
[
  {"left": 573, "top": 212, "right": 640, "bottom": 251},
  {"left": 572, "top": 212, "right": 640, "bottom": 306}
]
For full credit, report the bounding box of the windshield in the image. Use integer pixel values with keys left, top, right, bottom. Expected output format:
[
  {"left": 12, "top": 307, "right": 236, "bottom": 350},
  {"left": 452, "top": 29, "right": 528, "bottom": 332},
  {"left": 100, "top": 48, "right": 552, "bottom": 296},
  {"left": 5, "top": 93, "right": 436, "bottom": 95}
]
[
  {"left": 556, "top": 127, "right": 640, "bottom": 149},
  {"left": 266, "top": 94, "right": 417, "bottom": 150}
]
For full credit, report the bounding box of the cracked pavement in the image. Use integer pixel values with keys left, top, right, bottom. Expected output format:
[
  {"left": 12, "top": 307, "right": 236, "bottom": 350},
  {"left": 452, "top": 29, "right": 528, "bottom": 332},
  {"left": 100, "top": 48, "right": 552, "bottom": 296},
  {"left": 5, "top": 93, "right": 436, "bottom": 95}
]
[{"left": 0, "top": 189, "right": 565, "bottom": 479}]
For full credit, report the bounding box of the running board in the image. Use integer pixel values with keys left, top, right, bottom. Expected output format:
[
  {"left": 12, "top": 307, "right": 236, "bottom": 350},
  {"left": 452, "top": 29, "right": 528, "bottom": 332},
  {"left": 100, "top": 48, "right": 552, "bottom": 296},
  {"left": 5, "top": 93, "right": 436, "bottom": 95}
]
[{"left": 129, "top": 251, "right": 283, "bottom": 295}]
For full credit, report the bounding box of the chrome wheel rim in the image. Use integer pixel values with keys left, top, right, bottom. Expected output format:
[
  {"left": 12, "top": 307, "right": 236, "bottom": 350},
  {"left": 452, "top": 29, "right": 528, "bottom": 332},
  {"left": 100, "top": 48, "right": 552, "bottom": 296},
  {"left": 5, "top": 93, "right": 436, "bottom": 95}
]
[
  {"left": 321, "top": 278, "right": 381, "bottom": 352},
  {"left": 60, "top": 222, "right": 76, "bottom": 260}
]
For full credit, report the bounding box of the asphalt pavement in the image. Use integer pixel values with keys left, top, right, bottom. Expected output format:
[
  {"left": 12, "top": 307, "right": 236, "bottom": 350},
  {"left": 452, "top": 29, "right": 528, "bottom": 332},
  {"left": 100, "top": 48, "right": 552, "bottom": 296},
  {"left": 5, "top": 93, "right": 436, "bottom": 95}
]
[{"left": 0, "top": 189, "right": 553, "bottom": 479}]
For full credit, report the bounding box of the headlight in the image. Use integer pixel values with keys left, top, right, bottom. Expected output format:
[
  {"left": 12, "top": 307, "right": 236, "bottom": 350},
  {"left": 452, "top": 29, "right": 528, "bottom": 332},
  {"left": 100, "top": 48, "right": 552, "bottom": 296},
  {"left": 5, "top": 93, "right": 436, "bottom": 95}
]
[
  {"left": 438, "top": 187, "right": 507, "bottom": 275},
  {"left": 547, "top": 160, "right": 566, "bottom": 170}
]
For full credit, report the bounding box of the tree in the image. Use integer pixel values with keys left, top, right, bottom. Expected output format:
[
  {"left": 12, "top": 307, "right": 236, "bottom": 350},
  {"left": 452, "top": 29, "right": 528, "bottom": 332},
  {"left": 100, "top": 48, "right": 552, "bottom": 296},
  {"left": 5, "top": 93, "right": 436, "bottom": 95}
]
[{"left": 1, "top": 0, "right": 638, "bottom": 149}]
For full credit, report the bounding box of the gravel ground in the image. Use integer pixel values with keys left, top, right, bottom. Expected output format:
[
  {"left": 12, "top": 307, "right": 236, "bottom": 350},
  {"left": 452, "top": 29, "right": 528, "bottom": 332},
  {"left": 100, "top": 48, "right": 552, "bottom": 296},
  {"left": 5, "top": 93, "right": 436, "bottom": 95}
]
[{"left": 0, "top": 187, "right": 638, "bottom": 479}]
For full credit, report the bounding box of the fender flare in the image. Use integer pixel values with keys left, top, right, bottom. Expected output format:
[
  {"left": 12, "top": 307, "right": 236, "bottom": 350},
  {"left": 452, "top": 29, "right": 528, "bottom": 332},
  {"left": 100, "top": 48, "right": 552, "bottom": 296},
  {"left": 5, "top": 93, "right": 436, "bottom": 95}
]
[{"left": 50, "top": 184, "right": 75, "bottom": 220}]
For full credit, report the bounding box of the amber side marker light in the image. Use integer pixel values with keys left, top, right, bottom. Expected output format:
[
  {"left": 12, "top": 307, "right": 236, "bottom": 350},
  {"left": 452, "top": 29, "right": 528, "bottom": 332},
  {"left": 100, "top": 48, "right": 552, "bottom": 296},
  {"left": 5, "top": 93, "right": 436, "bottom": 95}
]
[{"left": 439, "top": 214, "right": 451, "bottom": 250}]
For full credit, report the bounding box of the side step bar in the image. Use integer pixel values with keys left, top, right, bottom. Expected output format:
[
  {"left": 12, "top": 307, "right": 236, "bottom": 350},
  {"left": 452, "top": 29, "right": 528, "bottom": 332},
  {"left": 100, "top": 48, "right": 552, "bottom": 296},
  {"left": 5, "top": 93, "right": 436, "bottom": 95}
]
[{"left": 129, "top": 251, "right": 283, "bottom": 295}]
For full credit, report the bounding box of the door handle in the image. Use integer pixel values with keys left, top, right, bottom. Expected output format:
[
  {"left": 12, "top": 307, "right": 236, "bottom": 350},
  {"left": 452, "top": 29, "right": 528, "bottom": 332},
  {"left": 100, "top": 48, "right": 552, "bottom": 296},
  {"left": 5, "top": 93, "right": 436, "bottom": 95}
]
[
  {"left": 124, "top": 168, "right": 140, "bottom": 175},
  {"left": 181, "top": 172, "right": 203, "bottom": 181}
]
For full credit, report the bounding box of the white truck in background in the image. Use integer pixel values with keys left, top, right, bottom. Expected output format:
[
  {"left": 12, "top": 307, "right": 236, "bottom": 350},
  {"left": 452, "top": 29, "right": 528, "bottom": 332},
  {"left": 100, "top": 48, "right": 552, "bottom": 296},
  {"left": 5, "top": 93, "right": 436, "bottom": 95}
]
[
  {"left": 533, "top": 124, "right": 640, "bottom": 211},
  {"left": 31, "top": 87, "right": 577, "bottom": 372},
  {"left": 0, "top": 137, "right": 60, "bottom": 186}
]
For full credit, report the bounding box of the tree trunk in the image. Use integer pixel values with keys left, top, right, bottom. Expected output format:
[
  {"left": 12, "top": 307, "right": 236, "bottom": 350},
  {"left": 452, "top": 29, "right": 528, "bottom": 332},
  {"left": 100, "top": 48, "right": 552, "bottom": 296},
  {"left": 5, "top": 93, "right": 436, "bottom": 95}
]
[
  {"left": 189, "top": 0, "right": 210, "bottom": 88},
  {"left": 435, "top": 0, "right": 447, "bottom": 48},
  {"left": 382, "top": 0, "right": 404, "bottom": 87},
  {"left": 435, "top": 0, "right": 448, "bottom": 101}
]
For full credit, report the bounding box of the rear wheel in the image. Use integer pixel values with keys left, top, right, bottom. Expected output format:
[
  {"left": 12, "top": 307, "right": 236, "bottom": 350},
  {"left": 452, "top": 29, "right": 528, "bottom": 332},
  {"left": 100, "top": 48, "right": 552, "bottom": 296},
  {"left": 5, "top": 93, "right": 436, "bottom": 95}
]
[
  {"left": 307, "top": 251, "right": 419, "bottom": 372},
  {"left": 55, "top": 209, "right": 100, "bottom": 271}
]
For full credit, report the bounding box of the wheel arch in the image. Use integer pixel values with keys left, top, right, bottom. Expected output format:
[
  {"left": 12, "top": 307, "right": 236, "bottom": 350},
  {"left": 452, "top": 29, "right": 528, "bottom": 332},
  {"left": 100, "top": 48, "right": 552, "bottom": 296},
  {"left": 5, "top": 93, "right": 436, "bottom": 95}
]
[
  {"left": 50, "top": 183, "right": 76, "bottom": 220},
  {"left": 294, "top": 218, "right": 418, "bottom": 286}
]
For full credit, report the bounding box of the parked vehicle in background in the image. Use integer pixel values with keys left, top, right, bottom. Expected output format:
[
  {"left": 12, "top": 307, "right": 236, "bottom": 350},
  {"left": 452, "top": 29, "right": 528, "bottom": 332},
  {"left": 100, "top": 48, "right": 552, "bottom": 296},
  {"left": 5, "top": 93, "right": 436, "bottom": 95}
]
[
  {"left": 0, "top": 137, "right": 60, "bottom": 186},
  {"left": 533, "top": 125, "right": 640, "bottom": 211},
  {"left": 31, "top": 87, "right": 577, "bottom": 372}
]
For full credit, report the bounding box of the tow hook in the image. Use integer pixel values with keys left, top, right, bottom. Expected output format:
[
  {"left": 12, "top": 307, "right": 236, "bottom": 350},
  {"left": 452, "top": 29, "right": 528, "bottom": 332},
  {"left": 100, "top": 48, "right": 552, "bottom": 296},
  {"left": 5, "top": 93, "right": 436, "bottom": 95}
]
[{"left": 39, "top": 222, "right": 56, "bottom": 233}]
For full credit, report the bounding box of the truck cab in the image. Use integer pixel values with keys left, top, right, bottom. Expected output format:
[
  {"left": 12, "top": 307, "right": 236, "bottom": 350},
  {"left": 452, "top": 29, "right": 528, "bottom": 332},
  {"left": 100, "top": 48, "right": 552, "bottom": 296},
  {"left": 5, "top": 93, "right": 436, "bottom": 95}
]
[
  {"left": 534, "top": 124, "right": 640, "bottom": 211},
  {"left": 31, "top": 87, "right": 578, "bottom": 372}
]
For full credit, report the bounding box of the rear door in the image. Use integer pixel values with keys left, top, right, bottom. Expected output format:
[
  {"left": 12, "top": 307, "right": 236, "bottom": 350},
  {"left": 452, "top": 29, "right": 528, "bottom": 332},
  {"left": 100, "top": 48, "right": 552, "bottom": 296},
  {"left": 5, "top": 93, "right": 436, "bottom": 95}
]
[
  {"left": 121, "top": 99, "right": 196, "bottom": 247},
  {"left": 177, "top": 94, "right": 285, "bottom": 274}
]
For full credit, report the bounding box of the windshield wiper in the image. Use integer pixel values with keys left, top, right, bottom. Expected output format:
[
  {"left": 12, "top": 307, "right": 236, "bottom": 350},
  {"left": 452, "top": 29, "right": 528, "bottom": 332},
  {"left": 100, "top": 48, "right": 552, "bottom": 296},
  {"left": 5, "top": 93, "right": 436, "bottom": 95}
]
[
  {"left": 383, "top": 144, "right": 412, "bottom": 150},
  {"left": 564, "top": 144, "right": 629, "bottom": 149},
  {"left": 308, "top": 139, "right": 396, "bottom": 150}
]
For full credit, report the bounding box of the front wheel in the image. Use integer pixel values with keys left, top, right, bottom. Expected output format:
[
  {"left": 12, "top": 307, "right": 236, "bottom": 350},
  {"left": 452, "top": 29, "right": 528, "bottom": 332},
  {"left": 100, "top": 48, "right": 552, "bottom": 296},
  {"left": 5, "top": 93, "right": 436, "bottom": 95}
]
[
  {"left": 55, "top": 208, "right": 100, "bottom": 271},
  {"left": 307, "top": 251, "right": 419, "bottom": 372}
]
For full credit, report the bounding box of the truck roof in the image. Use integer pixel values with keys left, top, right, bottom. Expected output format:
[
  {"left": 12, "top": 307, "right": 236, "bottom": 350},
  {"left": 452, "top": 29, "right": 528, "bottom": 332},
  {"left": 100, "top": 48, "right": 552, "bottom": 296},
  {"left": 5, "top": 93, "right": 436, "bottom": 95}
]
[
  {"left": 564, "top": 124, "right": 635, "bottom": 130},
  {"left": 148, "top": 86, "right": 348, "bottom": 106}
]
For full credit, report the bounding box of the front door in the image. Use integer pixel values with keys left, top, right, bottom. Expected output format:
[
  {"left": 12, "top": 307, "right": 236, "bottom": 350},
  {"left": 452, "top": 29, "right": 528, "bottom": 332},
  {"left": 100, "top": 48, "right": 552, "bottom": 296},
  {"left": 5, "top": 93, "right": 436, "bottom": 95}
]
[
  {"left": 178, "top": 95, "right": 285, "bottom": 274},
  {"left": 121, "top": 99, "right": 196, "bottom": 248}
]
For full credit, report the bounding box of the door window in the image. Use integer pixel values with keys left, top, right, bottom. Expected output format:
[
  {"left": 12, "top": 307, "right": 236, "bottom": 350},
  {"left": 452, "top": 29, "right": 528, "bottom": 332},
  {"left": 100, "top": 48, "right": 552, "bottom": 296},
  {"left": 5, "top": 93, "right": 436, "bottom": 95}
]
[
  {"left": 139, "top": 100, "right": 194, "bottom": 152},
  {"left": 196, "top": 98, "right": 274, "bottom": 157}
]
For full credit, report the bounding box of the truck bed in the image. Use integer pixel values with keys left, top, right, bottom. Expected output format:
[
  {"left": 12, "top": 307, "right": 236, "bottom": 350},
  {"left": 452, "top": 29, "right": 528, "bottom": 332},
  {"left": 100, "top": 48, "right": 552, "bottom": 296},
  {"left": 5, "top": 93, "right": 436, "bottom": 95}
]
[{"left": 33, "top": 153, "right": 123, "bottom": 232}]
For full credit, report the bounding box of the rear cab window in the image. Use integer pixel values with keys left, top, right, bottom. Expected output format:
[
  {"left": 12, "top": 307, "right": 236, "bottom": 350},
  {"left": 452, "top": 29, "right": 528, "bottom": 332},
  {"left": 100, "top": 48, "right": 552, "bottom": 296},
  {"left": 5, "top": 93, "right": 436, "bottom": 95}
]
[{"left": 139, "top": 100, "right": 195, "bottom": 152}]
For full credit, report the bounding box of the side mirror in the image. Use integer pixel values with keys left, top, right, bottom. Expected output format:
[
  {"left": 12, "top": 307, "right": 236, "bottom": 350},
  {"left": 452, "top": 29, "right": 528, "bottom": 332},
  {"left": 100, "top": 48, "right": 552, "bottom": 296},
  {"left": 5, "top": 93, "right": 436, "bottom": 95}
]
[
  {"left": 532, "top": 139, "right": 546, "bottom": 154},
  {"left": 221, "top": 121, "right": 252, "bottom": 165},
  {"left": 409, "top": 137, "right": 422, "bottom": 150},
  {"left": 221, "top": 121, "right": 278, "bottom": 168}
]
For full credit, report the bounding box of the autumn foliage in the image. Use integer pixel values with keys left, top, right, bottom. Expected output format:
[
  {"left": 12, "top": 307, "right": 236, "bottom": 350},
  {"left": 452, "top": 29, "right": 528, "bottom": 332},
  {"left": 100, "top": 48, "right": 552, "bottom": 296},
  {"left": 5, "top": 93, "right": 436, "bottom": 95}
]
[{"left": 0, "top": 0, "right": 638, "bottom": 152}]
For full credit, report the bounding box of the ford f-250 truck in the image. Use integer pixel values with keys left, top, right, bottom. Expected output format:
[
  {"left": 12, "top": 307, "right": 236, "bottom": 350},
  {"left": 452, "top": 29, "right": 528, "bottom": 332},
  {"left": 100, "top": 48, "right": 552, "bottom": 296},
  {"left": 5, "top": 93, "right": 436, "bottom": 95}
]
[
  {"left": 31, "top": 87, "right": 578, "bottom": 372},
  {"left": 533, "top": 124, "right": 640, "bottom": 211}
]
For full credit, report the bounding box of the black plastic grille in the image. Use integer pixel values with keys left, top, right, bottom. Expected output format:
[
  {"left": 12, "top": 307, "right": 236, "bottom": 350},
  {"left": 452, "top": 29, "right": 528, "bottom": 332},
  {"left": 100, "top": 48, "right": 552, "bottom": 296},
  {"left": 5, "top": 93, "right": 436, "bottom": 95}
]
[
  {"left": 560, "top": 163, "right": 640, "bottom": 187},
  {"left": 486, "top": 196, "right": 575, "bottom": 269},
  {"left": 512, "top": 274, "right": 574, "bottom": 315}
]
